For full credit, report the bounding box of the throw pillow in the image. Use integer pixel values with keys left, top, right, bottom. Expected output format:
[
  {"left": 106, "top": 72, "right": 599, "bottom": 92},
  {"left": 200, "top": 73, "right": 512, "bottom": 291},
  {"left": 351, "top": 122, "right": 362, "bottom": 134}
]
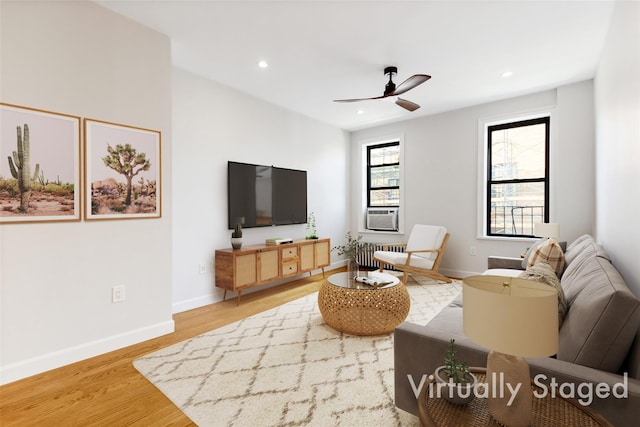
[
  {"left": 521, "top": 238, "right": 545, "bottom": 269},
  {"left": 519, "top": 262, "right": 568, "bottom": 326},
  {"left": 526, "top": 238, "right": 565, "bottom": 277}
]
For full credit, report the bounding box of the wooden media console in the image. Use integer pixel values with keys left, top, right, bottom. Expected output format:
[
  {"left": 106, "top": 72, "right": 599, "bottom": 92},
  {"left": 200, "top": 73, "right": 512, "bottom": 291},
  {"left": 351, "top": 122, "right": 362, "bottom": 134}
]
[{"left": 215, "top": 238, "right": 330, "bottom": 304}]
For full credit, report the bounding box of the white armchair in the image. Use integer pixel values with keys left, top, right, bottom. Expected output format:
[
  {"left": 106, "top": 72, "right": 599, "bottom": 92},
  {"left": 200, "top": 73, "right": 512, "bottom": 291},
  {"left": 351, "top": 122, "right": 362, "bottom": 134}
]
[{"left": 373, "top": 224, "right": 451, "bottom": 283}]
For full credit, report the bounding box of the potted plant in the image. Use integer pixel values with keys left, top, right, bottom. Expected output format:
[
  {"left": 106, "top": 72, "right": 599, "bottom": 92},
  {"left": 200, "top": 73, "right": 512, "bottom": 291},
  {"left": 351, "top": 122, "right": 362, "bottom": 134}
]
[
  {"left": 332, "top": 232, "right": 367, "bottom": 279},
  {"left": 231, "top": 219, "right": 243, "bottom": 249},
  {"left": 434, "top": 339, "right": 477, "bottom": 405},
  {"left": 305, "top": 212, "right": 318, "bottom": 240}
]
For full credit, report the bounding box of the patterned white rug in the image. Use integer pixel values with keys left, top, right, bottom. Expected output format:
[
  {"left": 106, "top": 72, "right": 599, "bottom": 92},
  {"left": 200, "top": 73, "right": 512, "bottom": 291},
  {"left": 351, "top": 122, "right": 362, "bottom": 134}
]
[{"left": 134, "top": 276, "right": 461, "bottom": 426}]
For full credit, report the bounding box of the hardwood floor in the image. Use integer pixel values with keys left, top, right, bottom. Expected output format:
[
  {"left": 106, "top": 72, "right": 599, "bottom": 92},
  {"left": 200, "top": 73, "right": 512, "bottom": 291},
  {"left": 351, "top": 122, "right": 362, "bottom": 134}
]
[{"left": 0, "top": 273, "right": 325, "bottom": 426}]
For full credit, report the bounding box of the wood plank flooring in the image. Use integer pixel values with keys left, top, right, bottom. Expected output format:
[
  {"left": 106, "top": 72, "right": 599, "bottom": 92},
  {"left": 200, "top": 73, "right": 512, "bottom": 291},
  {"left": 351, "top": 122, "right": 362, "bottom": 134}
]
[{"left": 0, "top": 273, "right": 325, "bottom": 426}]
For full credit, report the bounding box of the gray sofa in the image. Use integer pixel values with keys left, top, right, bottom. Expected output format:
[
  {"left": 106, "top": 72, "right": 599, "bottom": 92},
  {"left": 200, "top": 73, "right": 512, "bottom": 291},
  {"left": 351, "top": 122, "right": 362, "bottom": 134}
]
[{"left": 394, "top": 234, "right": 640, "bottom": 426}]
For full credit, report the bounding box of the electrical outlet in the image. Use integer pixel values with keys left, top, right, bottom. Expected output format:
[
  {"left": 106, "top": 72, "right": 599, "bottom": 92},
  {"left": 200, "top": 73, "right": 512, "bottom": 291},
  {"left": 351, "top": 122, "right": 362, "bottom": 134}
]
[
  {"left": 198, "top": 263, "right": 206, "bottom": 274},
  {"left": 112, "top": 285, "right": 125, "bottom": 303},
  {"left": 470, "top": 246, "right": 477, "bottom": 256}
]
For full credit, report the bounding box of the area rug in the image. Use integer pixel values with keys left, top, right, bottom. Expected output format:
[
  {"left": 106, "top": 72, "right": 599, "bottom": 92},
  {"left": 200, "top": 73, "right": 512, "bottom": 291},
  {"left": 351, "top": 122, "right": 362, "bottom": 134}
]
[{"left": 134, "top": 276, "right": 461, "bottom": 426}]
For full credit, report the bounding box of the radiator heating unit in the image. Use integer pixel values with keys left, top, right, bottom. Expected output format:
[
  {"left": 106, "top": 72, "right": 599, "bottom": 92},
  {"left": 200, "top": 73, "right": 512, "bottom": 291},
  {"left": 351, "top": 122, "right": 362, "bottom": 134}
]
[{"left": 357, "top": 242, "right": 406, "bottom": 270}]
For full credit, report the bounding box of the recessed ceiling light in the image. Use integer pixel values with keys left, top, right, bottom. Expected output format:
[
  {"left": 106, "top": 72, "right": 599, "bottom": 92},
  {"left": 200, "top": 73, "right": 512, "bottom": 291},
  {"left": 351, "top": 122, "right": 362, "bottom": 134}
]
[
  {"left": 357, "top": 109, "right": 364, "bottom": 115},
  {"left": 258, "top": 60, "right": 269, "bottom": 69},
  {"left": 502, "top": 71, "right": 513, "bottom": 78}
]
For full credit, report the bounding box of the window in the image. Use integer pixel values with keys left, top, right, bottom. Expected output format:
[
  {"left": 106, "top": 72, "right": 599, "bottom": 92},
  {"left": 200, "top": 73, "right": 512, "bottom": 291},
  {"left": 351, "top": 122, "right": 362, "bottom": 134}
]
[
  {"left": 367, "top": 141, "right": 400, "bottom": 207},
  {"left": 486, "top": 116, "right": 550, "bottom": 237}
]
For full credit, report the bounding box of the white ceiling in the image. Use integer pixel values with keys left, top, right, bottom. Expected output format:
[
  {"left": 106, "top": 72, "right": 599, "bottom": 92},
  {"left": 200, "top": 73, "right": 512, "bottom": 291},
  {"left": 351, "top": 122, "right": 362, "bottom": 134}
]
[{"left": 96, "top": 1, "right": 615, "bottom": 131}]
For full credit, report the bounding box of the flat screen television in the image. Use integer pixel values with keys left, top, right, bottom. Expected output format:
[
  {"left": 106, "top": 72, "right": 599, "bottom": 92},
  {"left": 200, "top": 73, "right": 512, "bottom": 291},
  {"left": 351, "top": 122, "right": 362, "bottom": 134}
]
[{"left": 227, "top": 161, "right": 307, "bottom": 229}]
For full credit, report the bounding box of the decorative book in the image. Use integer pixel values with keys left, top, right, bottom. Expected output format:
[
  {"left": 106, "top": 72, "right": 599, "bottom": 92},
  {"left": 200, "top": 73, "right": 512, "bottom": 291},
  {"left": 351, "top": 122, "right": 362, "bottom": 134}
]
[{"left": 354, "top": 276, "right": 393, "bottom": 287}]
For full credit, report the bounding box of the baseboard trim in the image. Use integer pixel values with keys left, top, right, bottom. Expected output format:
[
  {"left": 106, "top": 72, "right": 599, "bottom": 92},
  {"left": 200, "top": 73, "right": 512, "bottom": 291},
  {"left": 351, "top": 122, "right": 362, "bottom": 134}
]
[
  {"left": 172, "top": 294, "right": 218, "bottom": 314},
  {"left": 172, "top": 264, "right": 343, "bottom": 314},
  {"left": 0, "top": 320, "right": 175, "bottom": 385}
]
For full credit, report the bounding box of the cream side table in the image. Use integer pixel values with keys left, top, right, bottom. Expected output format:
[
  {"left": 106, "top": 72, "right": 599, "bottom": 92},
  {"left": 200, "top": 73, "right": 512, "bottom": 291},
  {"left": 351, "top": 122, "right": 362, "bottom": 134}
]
[{"left": 317, "top": 271, "right": 410, "bottom": 335}]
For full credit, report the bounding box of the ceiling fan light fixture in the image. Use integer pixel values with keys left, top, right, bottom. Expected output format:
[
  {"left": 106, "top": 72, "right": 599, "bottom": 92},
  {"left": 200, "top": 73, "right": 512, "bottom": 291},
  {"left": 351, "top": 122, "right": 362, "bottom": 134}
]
[{"left": 333, "top": 66, "right": 430, "bottom": 113}]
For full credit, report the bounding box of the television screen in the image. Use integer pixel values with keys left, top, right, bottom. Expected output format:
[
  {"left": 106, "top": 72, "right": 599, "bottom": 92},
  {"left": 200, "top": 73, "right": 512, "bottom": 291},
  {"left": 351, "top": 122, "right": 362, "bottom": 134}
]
[
  {"left": 227, "top": 161, "right": 307, "bottom": 229},
  {"left": 273, "top": 166, "right": 307, "bottom": 225}
]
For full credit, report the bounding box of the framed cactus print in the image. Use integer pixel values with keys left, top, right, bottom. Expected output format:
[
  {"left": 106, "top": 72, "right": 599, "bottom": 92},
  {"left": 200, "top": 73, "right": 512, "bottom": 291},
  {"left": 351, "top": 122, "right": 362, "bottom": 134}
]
[
  {"left": 0, "top": 103, "right": 81, "bottom": 223},
  {"left": 84, "top": 119, "right": 161, "bottom": 220}
]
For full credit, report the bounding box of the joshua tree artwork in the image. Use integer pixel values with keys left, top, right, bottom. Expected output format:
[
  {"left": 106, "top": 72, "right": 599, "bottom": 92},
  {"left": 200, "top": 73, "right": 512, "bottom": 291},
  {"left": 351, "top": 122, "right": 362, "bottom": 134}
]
[
  {"left": 1, "top": 103, "right": 81, "bottom": 223},
  {"left": 85, "top": 119, "right": 161, "bottom": 220},
  {"left": 102, "top": 143, "right": 151, "bottom": 207}
]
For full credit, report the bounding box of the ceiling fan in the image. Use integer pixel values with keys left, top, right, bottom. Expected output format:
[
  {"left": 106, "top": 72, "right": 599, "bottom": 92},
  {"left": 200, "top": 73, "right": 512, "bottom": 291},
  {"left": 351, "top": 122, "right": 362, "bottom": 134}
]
[{"left": 334, "top": 66, "right": 431, "bottom": 112}]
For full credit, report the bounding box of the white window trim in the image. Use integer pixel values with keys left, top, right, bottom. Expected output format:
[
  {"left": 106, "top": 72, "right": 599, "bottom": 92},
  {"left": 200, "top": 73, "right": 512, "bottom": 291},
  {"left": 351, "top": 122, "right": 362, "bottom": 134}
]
[
  {"left": 476, "top": 107, "right": 558, "bottom": 241},
  {"left": 357, "top": 134, "right": 405, "bottom": 235}
]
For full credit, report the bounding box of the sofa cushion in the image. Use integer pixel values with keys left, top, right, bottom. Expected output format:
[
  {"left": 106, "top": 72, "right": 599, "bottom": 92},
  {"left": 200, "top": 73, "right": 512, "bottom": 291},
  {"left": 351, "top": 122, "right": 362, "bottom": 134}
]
[
  {"left": 423, "top": 301, "right": 465, "bottom": 336},
  {"left": 526, "top": 238, "right": 565, "bottom": 276},
  {"left": 558, "top": 243, "right": 640, "bottom": 373},
  {"left": 563, "top": 234, "right": 595, "bottom": 266},
  {"left": 483, "top": 268, "right": 522, "bottom": 277},
  {"left": 561, "top": 238, "right": 609, "bottom": 303},
  {"left": 519, "top": 262, "right": 568, "bottom": 326}
]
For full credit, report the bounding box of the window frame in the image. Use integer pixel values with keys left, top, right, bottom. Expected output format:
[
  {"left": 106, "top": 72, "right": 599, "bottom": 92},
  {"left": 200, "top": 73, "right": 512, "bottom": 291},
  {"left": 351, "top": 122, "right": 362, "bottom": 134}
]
[
  {"left": 480, "top": 113, "right": 553, "bottom": 239},
  {"left": 366, "top": 141, "right": 400, "bottom": 208},
  {"left": 357, "top": 134, "right": 405, "bottom": 235}
]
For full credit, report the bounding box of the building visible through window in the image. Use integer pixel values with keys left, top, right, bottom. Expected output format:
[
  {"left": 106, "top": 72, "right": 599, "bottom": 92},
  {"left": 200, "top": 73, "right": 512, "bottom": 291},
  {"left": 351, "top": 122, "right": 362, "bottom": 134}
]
[
  {"left": 487, "top": 117, "right": 550, "bottom": 237},
  {"left": 367, "top": 142, "right": 400, "bottom": 207}
]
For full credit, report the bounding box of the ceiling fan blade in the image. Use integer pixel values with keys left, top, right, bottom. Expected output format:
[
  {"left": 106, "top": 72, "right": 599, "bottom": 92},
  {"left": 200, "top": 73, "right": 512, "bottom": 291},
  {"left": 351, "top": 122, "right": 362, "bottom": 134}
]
[
  {"left": 333, "top": 95, "right": 387, "bottom": 103},
  {"left": 396, "top": 98, "right": 420, "bottom": 112},
  {"left": 391, "top": 74, "right": 431, "bottom": 96}
]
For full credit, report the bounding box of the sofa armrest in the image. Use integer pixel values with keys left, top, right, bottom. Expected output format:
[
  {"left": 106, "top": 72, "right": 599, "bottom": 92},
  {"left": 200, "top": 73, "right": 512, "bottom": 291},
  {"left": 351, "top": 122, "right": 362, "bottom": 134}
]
[
  {"left": 487, "top": 256, "right": 524, "bottom": 270},
  {"left": 394, "top": 322, "right": 639, "bottom": 426},
  {"left": 528, "top": 357, "right": 640, "bottom": 427},
  {"left": 394, "top": 322, "right": 490, "bottom": 416}
]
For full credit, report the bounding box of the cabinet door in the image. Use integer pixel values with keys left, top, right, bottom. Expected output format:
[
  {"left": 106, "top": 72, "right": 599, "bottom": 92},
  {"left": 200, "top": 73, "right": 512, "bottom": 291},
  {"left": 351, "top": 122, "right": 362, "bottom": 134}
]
[
  {"left": 235, "top": 253, "right": 257, "bottom": 287},
  {"left": 314, "top": 240, "right": 330, "bottom": 268},
  {"left": 258, "top": 248, "right": 279, "bottom": 282},
  {"left": 299, "top": 243, "right": 315, "bottom": 271}
]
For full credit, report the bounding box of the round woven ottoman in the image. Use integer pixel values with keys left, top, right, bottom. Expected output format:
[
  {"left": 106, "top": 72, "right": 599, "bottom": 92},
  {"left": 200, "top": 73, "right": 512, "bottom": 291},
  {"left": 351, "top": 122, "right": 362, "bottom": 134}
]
[{"left": 318, "top": 271, "right": 410, "bottom": 335}]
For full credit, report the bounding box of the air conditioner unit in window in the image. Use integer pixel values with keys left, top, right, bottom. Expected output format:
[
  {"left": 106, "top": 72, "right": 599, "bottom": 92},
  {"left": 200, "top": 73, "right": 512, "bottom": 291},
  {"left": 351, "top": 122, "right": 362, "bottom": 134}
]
[{"left": 366, "top": 207, "right": 399, "bottom": 231}]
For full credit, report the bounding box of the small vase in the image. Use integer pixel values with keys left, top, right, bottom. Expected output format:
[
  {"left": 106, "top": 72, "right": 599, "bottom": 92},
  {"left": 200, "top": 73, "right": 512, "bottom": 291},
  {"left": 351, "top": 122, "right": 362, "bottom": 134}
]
[
  {"left": 434, "top": 366, "right": 477, "bottom": 405},
  {"left": 347, "top": 258, "right": 359, "bottom": 280},
  {"left": 231, "top": 237, "right": 242, "bottom": 250}
]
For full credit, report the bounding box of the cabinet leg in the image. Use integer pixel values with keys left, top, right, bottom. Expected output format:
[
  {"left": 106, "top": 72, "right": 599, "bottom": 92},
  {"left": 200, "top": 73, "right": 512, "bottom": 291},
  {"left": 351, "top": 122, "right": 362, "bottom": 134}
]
[
  {"left": 236, "top": 290, "right": 242, "bottom": 306},
  {"left": 321, "top": 267, "right": 325, "bottom": 278},
  {"left": 223, "top": 289, "right": 227, "bottom": 302}
]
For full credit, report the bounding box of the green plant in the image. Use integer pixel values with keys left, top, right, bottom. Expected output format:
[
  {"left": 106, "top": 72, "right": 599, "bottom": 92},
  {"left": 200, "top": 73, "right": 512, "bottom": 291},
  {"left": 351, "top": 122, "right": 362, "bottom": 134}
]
[
  {"left": 232, "top": 222, "right": 242, "bottom": 238},
  {"left": 332, "top": 231, "right": 366, "bottom": 261},
  {"left": 7, "top": 124, "right": 40, "bottom": 212},
  {"left": 442, "top": 339, "right": 471, "bottom": 383},
  {"left": 305, "top": 212, "right": 318, "bottom": 239}
]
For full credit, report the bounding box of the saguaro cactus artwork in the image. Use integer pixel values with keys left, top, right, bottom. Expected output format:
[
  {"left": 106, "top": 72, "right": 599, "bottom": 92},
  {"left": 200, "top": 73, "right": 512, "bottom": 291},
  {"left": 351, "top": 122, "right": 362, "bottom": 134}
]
[{"left": 7, "top": 124, "right": 40, "bottom": 212}]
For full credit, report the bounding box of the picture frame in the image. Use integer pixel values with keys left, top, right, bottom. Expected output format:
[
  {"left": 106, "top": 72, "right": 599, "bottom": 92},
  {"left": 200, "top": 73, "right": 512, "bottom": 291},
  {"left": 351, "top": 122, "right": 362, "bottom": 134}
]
[
  {"left": 0, "top": 103, "right": 82, "bottom": 223},
  {"left": 84, "top": 119, "right": 161, "bottom": 220}
]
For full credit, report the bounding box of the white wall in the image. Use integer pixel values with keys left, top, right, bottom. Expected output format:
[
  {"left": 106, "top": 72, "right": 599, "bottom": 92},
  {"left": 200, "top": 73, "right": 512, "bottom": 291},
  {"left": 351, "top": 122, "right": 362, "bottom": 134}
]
[
  {"left": 350, "top": 82, "right": 596, "bottom": 278},
  {"left": 0, "top": 1, "right": 173, "bottom": 384},
  {"left": 171, "top": 68, "right": 350, "bottom": 312},
  {"left": 594, "top": 1, "right": 640, "bottom": 297}
]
